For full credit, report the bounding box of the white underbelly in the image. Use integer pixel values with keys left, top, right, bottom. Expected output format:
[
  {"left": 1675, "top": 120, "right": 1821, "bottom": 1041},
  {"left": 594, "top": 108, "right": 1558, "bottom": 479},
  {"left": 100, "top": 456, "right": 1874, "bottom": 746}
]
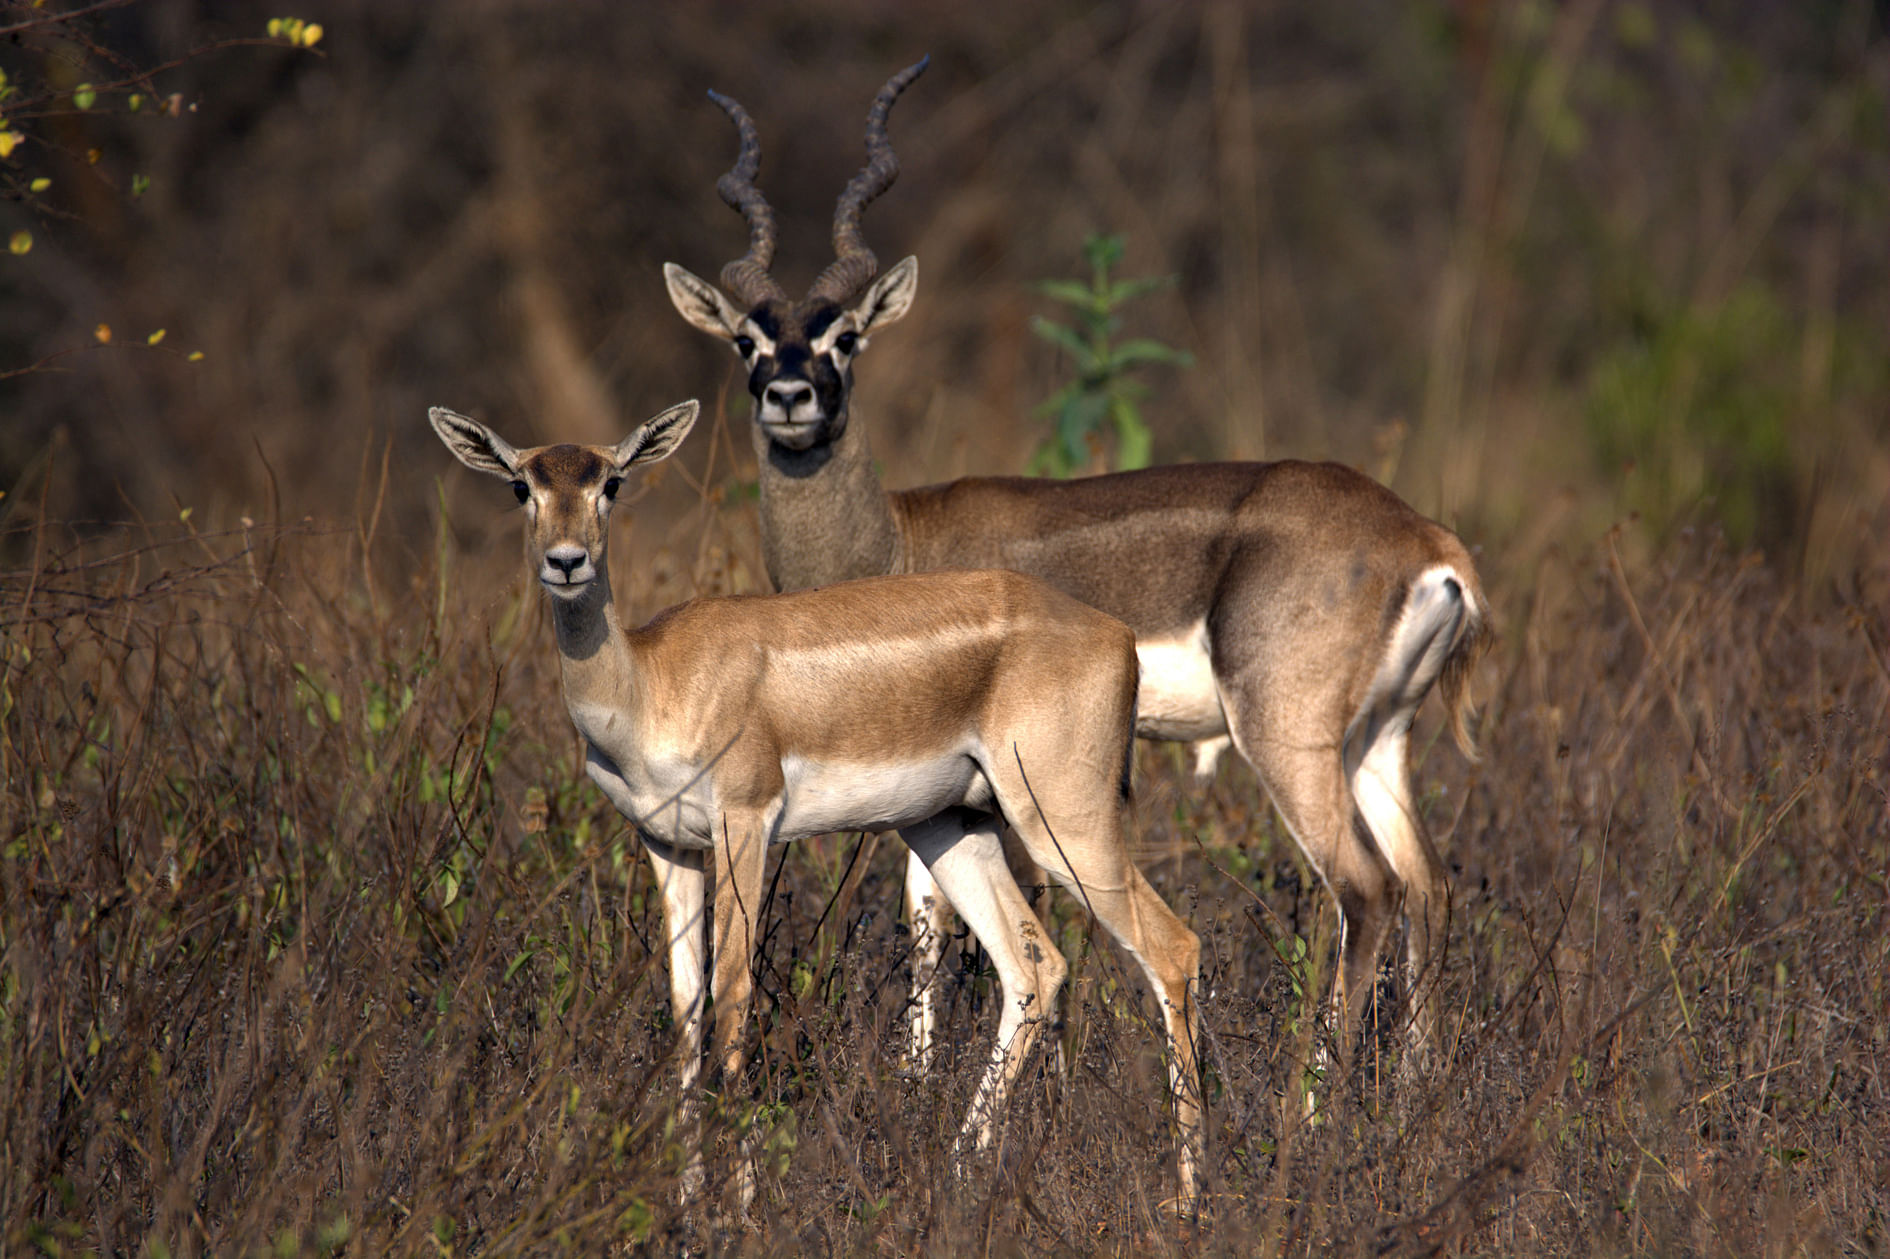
[
  {"left": 1135, "top": 624, "right": 1227, "bottom": 742},
  {"left": 776, "top": 750, "right": 992, "bottom": 838},
  {"left": 586, "top": 737, "right": 995, "bottom": 851}
]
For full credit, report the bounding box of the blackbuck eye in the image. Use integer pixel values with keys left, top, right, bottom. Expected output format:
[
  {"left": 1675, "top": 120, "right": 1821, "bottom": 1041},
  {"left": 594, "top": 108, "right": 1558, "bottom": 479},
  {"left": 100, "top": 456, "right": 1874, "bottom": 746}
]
[
  {"left": 511, "top": 480, "right": 529, "bottom": 504},
  {"left": 603, "top": 477, "right": 622, "bottom": 501},
  {"left": 734, "top": 335, "right": 756, "bottom": 358},
  {"left": 834, "top": 331, "right": 859, "bottom": 355}
]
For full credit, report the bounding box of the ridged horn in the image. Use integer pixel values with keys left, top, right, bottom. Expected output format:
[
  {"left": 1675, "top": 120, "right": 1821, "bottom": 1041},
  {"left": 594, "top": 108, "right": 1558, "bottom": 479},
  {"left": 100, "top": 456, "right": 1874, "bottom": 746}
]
[
  {"left": 707, "top": 87, "right": 787, "bottom": 306},
  {"left": 808, "top": 56, "right": 929, "bottom": 304}
]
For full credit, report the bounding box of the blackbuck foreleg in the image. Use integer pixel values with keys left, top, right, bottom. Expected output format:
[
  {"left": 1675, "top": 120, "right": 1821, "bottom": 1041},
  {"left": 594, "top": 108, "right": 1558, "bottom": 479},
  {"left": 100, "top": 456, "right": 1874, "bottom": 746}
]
[
  {"left": 645, "top": 837, "right": 709, "bottom": 1196},
  {"left": 902, "top": 826, "right": 1051, "bottom": 1072},
  {"left": 899, "top": 849, "right": 948, "bottom": 1071},
  {"left": 901, "top": 809, "right": 1066, "bottom": 1155},
  {"left": 709, "top": 812, "right": 768, "bottom": 1083},
  {"left": 708, "top": 809, "right": 768, "bottom": 1213}
]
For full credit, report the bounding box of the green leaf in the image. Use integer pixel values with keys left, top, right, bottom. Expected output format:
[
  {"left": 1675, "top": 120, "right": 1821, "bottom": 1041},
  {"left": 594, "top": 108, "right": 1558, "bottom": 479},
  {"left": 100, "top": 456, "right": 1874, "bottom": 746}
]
[
  {"left": 1031, "top": 381, "right": 1080, "bottom": 420},
  {"left": 72, "top": 84, "right": 97, "bottom": 111},
  {"left": 1057, "top": 392, "right": 1109, "bottom": 469},
  {"left": 1082, "top": 233, "right": 1125, "bottom": 273},
  {"left": 1028, "top": 316, "right": 1097, "bottom": 371},
  {"left": 1110, "top": 397, "right": 1151, "bottom": 470},
  {"left": 1107, "top": 274, "right": 1177, "bottom": 306},
  {"left": 1034, "top": 279, "right": 1098, "bottom": 309},
  {"left": 1109, "top": 338, "right": 1193, "bottom": 369}
]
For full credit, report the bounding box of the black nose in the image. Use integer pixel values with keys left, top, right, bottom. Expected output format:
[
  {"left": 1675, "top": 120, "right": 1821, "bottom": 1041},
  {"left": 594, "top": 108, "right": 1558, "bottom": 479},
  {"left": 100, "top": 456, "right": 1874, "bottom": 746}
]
[
  {"left": 546, "top": 552, "right": 585, "bottom": 578},
  {"left": 764, "top": 380, "right": 813, "bottom": 409}
]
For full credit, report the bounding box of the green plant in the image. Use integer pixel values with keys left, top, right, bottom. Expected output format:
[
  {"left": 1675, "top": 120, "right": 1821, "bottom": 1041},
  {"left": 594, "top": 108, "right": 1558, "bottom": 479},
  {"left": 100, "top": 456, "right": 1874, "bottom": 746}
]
[{"left": 1029, "top": 234, "right": 1191, "bottom": 477}]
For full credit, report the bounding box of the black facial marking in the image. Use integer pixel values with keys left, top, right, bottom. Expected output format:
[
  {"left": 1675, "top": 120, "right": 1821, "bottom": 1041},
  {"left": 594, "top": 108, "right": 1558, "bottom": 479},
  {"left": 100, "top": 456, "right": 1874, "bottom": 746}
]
[
  {"left": 803, "top": 305, "right": 841, "bottom": 339},
  {"left": 749, "top": 307, "right": 782, "bottom": 340}
]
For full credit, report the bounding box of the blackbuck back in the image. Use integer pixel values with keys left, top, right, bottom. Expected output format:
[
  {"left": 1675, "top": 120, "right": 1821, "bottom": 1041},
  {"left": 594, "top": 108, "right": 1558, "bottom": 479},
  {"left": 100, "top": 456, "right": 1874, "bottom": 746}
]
[
  {"left": 428, "top": 402, "right": 1204, "bottom": 1206},
  {"left": 665, "top": 60, "right": 1496, "bottom": 1070}
]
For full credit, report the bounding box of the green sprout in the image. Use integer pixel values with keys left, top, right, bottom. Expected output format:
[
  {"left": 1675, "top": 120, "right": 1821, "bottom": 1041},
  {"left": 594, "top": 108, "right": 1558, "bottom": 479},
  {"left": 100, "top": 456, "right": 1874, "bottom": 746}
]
[{"left": 1029, "top": 233, "right": 1191, "bottom": 477}]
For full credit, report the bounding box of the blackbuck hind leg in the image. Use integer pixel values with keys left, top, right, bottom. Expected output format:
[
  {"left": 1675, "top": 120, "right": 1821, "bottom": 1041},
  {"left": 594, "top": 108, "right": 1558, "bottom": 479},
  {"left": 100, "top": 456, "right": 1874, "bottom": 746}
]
[
  {"left": 1348, "top": 723, "right": 1448, "bottom": 1062},
  {"left": 901, "top": 809, "right": 1066, "bottom": 1156},
  {"left": 643, "top": 836, "right": 709, "bottom": 1197},
  {"left": 1226, "top": 710, "right": 1403, "bottom": 1063},
  {"left": 986, "top": 752, "right": 1205, "bottom": 1206},
  {"left": 1336, "top": 567, "right": 1472, "bottom": 1065}
]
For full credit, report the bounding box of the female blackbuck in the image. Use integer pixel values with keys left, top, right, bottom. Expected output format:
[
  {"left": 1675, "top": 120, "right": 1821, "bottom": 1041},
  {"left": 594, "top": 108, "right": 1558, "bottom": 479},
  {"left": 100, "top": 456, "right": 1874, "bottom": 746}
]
[
  {"left": 664, "top": 59, "right": 1493, "bottom": 1070},
  {"left": 427, "top": 402, "right": 1203, "bottom": 1203}
]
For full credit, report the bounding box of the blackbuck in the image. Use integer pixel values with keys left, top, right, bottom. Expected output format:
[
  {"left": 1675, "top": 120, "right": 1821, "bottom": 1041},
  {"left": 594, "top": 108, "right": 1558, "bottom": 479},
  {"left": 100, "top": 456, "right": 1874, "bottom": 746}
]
[
  {"left": 428, "top": 402, "right": 1204, "bottom": 1203},
  {"left": 664, "top": 59, "right": 1494, "bottom": 1070}
]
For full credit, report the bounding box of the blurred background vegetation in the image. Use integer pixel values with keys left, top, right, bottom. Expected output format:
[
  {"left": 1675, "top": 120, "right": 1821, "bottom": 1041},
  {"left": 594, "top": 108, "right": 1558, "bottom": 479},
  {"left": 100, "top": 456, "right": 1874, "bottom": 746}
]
[
  {"left": 1, "top": 0, "right": 1883, "bottom": 595},
  {"left": 3, "top": 5, "right": 1887, "bottom": 1252}
]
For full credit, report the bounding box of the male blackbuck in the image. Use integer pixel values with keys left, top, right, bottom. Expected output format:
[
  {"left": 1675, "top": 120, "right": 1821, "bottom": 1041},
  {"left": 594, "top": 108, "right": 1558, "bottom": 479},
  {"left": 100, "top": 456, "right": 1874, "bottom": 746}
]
[
  {"left": 428, "top": 402, "right": 1203, "bottom": 1204},
  {"left": 664, "top": 59, "right": 1494, "bottom": 1069}
]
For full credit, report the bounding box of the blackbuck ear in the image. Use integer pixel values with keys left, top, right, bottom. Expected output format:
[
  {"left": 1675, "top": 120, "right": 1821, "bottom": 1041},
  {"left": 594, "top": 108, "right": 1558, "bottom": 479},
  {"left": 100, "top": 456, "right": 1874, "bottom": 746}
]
[
  {"left": 664, "top": 264, "right": 749, "bottom": 342},
  {"left": 613, "top": 400, "right": 700, "bottom": 471},
  {"left": 429, "top": 407, "right": 521, "bottom": 479},
  {"left": 852, "top": 255, "right": 918, "bottom": 336}
]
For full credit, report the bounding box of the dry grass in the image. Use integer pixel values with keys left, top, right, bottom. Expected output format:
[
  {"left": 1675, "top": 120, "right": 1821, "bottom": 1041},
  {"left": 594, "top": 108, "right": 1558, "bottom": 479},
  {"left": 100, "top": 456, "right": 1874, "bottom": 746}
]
[
  {"left": 3, "top": 494, "right": 1884, "bottom": 1257},
  {"left": 2, "top": 4, "right": 1885, "bottom": 1254}
]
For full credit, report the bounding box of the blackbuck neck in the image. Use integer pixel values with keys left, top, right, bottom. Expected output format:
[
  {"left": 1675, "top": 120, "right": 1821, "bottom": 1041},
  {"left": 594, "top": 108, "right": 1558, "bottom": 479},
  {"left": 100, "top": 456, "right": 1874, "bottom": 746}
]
[
  {"left": 753, "top": 404, "right": 899, "bottom": 591},
  {"left": 545, "top": 572, "right": 637, "bottom": 709}
]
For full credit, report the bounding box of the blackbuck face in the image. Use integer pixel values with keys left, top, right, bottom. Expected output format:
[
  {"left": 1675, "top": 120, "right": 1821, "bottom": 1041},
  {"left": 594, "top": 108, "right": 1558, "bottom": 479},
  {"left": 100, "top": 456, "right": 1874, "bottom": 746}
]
[
  {"left": 665, "top": 259, "right": 915, "bottom": 450},
  {"left": 427, "top": 402, "right": 699, "bottom": 595},
  {"left": 663, "top": 57, "right": 927, "bottom": 452}
]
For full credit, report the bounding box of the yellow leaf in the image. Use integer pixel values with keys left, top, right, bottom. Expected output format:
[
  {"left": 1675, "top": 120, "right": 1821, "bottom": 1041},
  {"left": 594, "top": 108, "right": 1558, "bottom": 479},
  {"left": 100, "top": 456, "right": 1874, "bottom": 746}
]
[
  {"left": 179, "top": 506, "right": 192, "bottom": 523},
  {"left": 302, "top": 23, "right": 323, "bottom": 46},
  {"left": 95, "top": 324, "right": 112, "bottom": 344},
  {"left": 187, "top": 351, "right": 205, "bottom": 362},
  {"left": 29, "top": 177, "right": 49, "bottom": 192},
  {"left": 7, "top": 231, "right": 28, "bottom": 255},
  {"left": 0, "top": 132, "right": 23, "bottom": 158},
  {"left": 86, "top": 148, "right": 102, "bottom": 165},
  {"left": 147, "top": 329, "right": 166, "bottom": 345}
]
